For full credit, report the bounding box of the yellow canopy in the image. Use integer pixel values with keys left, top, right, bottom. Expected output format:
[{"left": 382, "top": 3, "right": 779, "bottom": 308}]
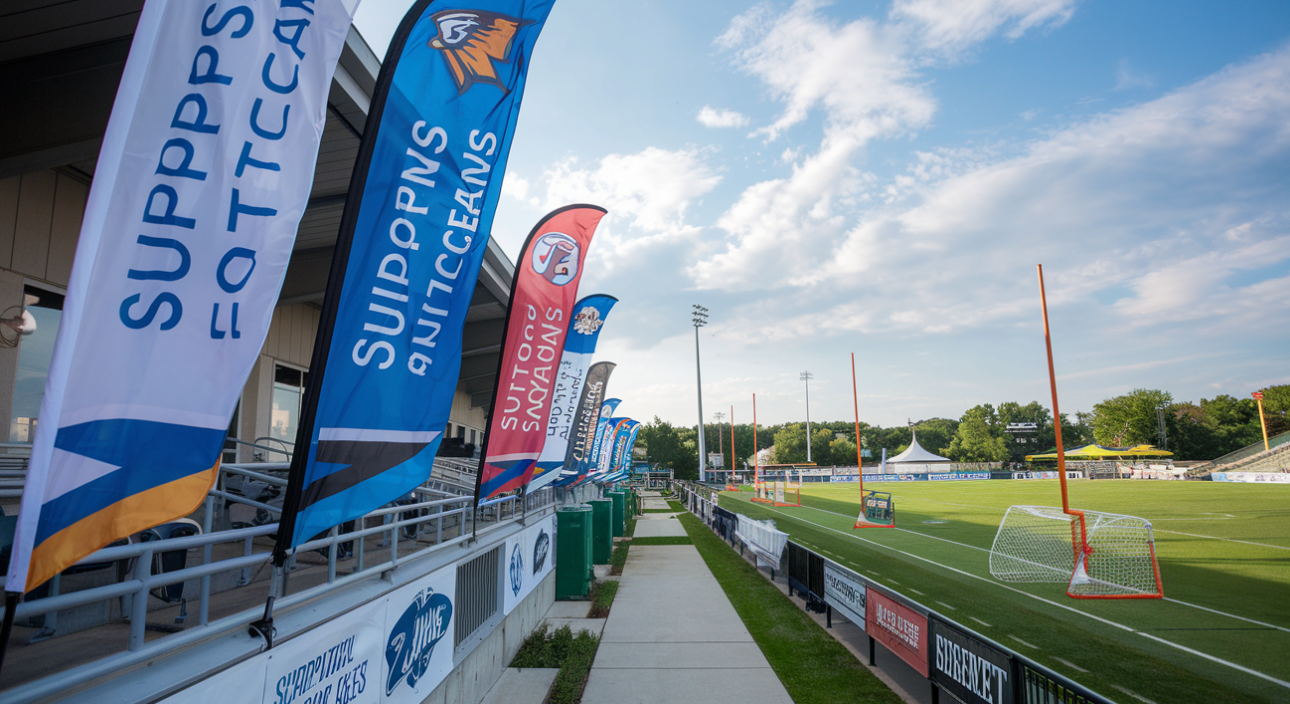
[{"left": 1025, "top": 444, "right": 1173, "bottom": 461}]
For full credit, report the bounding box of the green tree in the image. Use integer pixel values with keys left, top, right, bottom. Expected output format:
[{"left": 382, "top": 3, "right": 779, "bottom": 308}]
[
  {"left": 1092, "top": 389, "right": 1174, "bottom": 447},
  {"left": 1260, "top": 384, "right": 1290, "bottom": 436},
  {"left": 829, "top": 436, "right": 858, "bottom": 466},
  {"left": 945, "top": 405, "right": 1010, "bottom": 462},
  {"left": 637, "top": 417, "right": 698, "bottom": 479},
  {"left": 772, "top": 424, "right": 808, "bottom": 464}
]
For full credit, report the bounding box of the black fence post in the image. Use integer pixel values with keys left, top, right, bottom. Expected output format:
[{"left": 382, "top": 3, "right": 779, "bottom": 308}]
[
  {"left": 868, "top": 635, "right": 876, "bottom": 665},
  {"left": 826, "top": 605, "right": 832, "bottom": 628},
  {"left": 931, "top": 682, "right": 940, "bottom": 704}
]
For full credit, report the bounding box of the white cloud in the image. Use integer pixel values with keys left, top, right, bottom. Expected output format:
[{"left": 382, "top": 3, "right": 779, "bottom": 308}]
[
  {"left": 697, "top": 106, "right": 750, "bottom": 128},
  {"left": 719, "top": 1, "right": 935, "bottom": 142},
  {"left": 538, "top": 147, "right": 721, "bottom": 234},
  {"left": 668, "top": 46, "right": 1290, "bottom": 356},
  {"left": 1114, "top": 58, "right": 1155, "bottom": 90},
  {"left": 891, "top": 0, "right": 1078, "bottom": 57}
]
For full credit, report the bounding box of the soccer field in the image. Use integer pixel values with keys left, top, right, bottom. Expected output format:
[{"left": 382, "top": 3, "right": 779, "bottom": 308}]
[{"left": 718, "top": 480, "right": 1290, "bottom": 704}]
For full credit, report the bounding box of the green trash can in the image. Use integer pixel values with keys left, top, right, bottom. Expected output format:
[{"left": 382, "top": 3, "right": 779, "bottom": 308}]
[
  {"left": 556, "top": 505, "right": 594, "bottom": 600},
  {"left": 588, "top": 499, "right": 613, "bottom": 564},
  {"left": 607, "top": 491, "right": 625, "bottom": 538}
]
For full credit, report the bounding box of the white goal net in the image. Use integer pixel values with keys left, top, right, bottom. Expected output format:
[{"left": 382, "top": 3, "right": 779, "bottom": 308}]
[{"left": 989, "top": 505, "right": 1163, "bottom": 599}]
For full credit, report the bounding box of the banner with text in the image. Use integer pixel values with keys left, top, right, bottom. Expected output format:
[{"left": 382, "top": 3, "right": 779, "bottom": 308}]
[
  {"left": 277, "top": 0, "right": 557, "bottom": 550},
  {"left": 477, "top": 205, "right": 606, "bottom": 500},
  {"left": 931, "top": 617, "right": 1014, "bottom": 704},
  {"left": 554, "top": 362, "right": 613, "bottom": 487},
  {"left": 578, "top": 399, "right": 620, "bottom": 484},
  {"left": 593, "top": 418, "right": 629, "bottom": 482},
  {"left": 823, "top": 560, "right": 867, "bottom": 632},
  {"left": 529, "top": 294, "right": 616, "bottom": 491},
  {"left": 7, "top": 0, "right": 359, "bottom": 592},
  {"left": 867, "top": 588, "right": 929, "bottom": 676}
]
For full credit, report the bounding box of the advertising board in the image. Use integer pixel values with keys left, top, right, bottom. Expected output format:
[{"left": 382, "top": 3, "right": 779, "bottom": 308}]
[
  {"left": 1211, "top": 472, "right": 1290, "bottom": 483},
  {"left": 1018, "top": 662, "right": 1113, "bottom": 704},
  {"left": 931, "top": 618, "right": 1014, "bottom": 704},
  {"left": 823, "top": 561, "right": 867, "bottom": 632},
  {"left": 867, "top": 588, "right": 929, "bottom": 676}
]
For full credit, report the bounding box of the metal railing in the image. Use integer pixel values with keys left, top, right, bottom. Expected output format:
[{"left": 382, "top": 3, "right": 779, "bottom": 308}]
[{"left": 0, "top": 469, "right": 554, "bottom": 703}]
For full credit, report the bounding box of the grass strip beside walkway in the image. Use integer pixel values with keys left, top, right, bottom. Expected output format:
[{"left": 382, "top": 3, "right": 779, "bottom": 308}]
[
  {"left": 678, "top": 512, "right": 904, "bottom": 704},
  {"left": 630, "top": 536, "right": 692, "bottom": 545},
  {"left": 511, "top": 624, "right": 599, "bottom": 704}
]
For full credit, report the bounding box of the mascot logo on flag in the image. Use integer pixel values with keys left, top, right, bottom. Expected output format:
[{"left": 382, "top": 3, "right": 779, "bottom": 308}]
[
  {"left": 530, "top": 232, "right": 579, "bottom": 285},
  {"left": 428, "top": 10, "right": 532, "bottom": 94},
  {"left": 572, "top": 306, "right": 603, "bottom": 335}
]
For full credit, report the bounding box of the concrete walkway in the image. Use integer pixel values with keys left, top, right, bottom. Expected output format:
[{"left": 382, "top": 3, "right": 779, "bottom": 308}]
[{"left": 581, "top": 542, "right": 793, "bottom": 704}]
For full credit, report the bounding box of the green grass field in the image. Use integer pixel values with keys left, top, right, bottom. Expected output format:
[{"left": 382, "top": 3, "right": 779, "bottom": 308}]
[{"left": 718, "top": 480, "right": 1290, "bottom": 704}]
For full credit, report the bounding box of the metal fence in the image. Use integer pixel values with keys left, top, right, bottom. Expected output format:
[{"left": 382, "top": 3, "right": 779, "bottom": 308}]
[
  {"left": 0, "top": 463, "right": 555, "bottom": 703},
  {"left": 678, "top": 483, "right": 1118, "bottom": 704}
]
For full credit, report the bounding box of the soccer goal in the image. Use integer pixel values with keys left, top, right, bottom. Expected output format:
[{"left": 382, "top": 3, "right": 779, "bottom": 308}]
[
  {"left": 989, "top": 505, "right": 1163, "bottom": 598},
  {"left": 989, "top": 265, "right": 1163, "bottom": 599}
]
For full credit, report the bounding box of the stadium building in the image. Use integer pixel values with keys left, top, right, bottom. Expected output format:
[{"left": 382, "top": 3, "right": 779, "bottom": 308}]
[{"left": 0, "top": 6, "right": 566, "bottom": 704}]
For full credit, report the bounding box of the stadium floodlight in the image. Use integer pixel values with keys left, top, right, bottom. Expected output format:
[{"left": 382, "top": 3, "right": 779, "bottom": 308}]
[
  {"left": 800, "top": 371, "right": 813, "bottom": 463},
  {"left": 988, "top": 265, "right": 1163, "bottom": 599},
  {"left": 693, "top": 304, "right": 708, "bottom": 483}
]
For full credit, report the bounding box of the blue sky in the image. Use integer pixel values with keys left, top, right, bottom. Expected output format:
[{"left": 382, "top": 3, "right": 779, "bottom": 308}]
[{"left": 355, "top": 0, "right": 1290, "bottom": 427}]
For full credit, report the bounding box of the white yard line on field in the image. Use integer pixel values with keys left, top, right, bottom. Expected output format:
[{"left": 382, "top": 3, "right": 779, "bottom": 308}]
[
  {"left": 1112, "top": 684, "right": 1160, "bottom": 704},
  {"left": 1152, "top": 529, "right": 1290, "bottom": 551},
  {"left": 740, "top": 499, "right": 1290, "bottom": 689},
  {"left": 791, "top": 503, "right": 1290, "bottom": 634},
  {"left": 1051, "top": 656, "right": 1089, "bottom": 673}
]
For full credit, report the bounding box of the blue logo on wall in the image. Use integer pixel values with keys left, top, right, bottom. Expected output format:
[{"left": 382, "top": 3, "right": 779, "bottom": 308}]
[
  {"left": 385, "top": 588, "right": 452, "bottom": 696},
  {"left": 532, "top": 529, "right": 549, "bottom": 575},
  {"left": 509, "top": 543, "right": 524, "bottom": 596}
]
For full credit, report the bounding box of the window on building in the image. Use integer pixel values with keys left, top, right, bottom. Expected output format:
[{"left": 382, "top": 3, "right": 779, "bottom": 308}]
[
  {"left": 271, "top": 364, "right": 307, "bottom": 445},
  {"left": 457, "top": 425, "right": 466, "bottom": 439},
  {"left": 9, "top": 285, "right": 65, "bottom": 443}
]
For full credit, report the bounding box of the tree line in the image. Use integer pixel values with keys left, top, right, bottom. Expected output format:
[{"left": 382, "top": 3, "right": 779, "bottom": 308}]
[{"left": 634, "top": 385, "right": 1289, "bottom": 477}]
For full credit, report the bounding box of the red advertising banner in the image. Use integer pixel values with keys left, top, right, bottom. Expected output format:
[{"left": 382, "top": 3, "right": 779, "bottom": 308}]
[
  {"left": 477, "top": 205, "right": 606, "bottom": 500},
  {"left": 867, "top": 588, "right": 929, "bottom": 676}
]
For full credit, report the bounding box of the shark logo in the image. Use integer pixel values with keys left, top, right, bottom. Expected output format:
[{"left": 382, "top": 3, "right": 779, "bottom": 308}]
[
  {"left": 530, "top": 232, "right": 579, "bottom": 286},
  {"left": 532, "top": 529, "right": 549, "bottom": 574},
  {"left": 509, "top": 543, "right": 524, "bottom": 596},
  {"left": 386, "top": 588, "right": 453, "bottom": 696},
  {"left": 427, "top": 10, "right": 532, "bottom": 94}
]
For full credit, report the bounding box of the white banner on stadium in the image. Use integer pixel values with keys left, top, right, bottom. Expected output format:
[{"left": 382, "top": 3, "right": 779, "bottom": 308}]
[
  {"left": 7, "top": 0, "right": 360, "bottom": 593},
  {"left": 503, "top": 514, "right": 556, "bottom": 615},
  {"left": 823, "top": 561, "right": 867, "bottom": 632},
  {"left": 1211, "top": 472, "right": 1290, "bottom": 483}
]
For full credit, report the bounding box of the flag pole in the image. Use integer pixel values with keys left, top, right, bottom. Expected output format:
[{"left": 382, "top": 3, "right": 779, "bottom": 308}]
[
  {"left": 0, "top": 592, "right": 18, "bottom": 676},
  {"left": 851, "top": 353, "right": 864, "bottom": 498},
  {"left": 1037, "top": 264, "right": 1088, "bottom": 556},
  {"left": 752, "top": 394, "right": 759, "bottom": 490}
]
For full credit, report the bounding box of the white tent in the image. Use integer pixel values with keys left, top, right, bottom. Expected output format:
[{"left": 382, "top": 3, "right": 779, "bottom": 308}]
[{"left": 886, "top": 430, "right": 950, "bottom": 465}]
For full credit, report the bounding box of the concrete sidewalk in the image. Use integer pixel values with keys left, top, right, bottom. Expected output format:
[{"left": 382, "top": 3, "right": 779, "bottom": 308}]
[{"left": 580, "top": 543, "right": 792, "bottom": 704}]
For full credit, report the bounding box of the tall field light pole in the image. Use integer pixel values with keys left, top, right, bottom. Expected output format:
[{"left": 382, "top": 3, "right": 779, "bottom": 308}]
[
  {"left": 801, "top": 371, "right": 813, "bottom": 463},
  {"left": 693, "top": 304, "right": 708, "bottom": 482}
]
